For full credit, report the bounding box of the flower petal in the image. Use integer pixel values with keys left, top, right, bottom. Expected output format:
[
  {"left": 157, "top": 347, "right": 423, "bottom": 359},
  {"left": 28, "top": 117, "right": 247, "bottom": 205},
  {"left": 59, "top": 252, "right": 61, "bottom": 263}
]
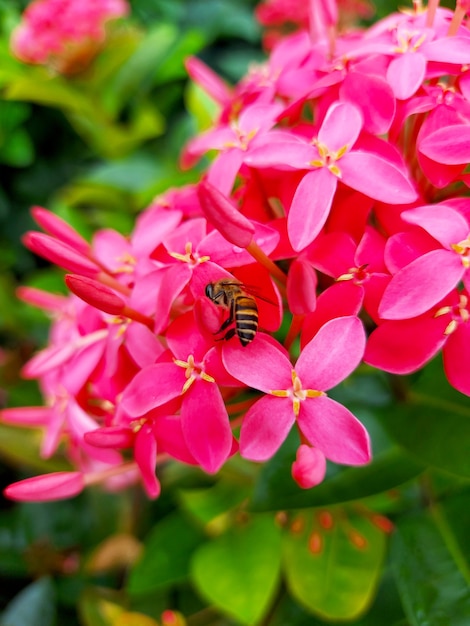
[
  {"left": 379, "top": 249, "right": 464, "bottom": 320},
  {"left": 181, "top": 381, "right": 232, "bottom": 473},
  {"left": 364, "top": 316, "right": 448, "bottom": 374},
  {"left": 135, "top": 424, "right": 160, "bottom": 499},
  {"left": 298, "top": 396, "right": 371, "bottom": 465},
  {"left": 443, "top": 324, "right": 470, "bottom": 396},
  {"left": 122, "top": 363, "right": 184, "bottom": 417},
  {"left": 297, "top": 316, "right": 366, "bottom": 390},
  {"left": 223, "top": 334, "right": 291, "bottom": 392},
  {"left": 239, "top": 395, "right": 295, "bottom": 461},
  {"left": 419, "top": 125, "right": 470, "bottom": 165},
  {"left": 318, "top": 101, "right": 363, "bottom": 151},
  {"left": 386, "top": 52, "right": 426, "bottom": 100},
  {"left": 288, "top": 168, "right": 337, "bottom": 251},
  {"left": 340, "top": 151, "right": 418, "bottom": 204}
]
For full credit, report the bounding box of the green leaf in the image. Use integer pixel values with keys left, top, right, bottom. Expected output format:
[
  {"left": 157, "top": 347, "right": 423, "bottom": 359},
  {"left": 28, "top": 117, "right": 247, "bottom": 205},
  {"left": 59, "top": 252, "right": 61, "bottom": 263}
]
[
  {"left": 5, "top": 72, "right": 91, "bottom": 113},
  {"left": 127, "top": 512, "right": 204, "bottom": 595},
  {"left": 251, "top": 446, "right": 424, "bottom": 511},
  {"left": 391, "top": 510, "right": 470, "bottom": 626},
  {"left": 0, "top": 423, "right": 71, "bottom": 473},
  {"left": 377, "top": 359, "right": 470, "bottom": 478},
  {"left": 105, "top": 23, "right": 179, "bottom": 114},
  {"left": 0, "top": 577, "right": 56, "bottom": 626},
  {"left": 178, "top": 479, "right": 252, "bottom": 529},
  {"left": 0, "top": 127, "right": 34, "bottom": 166},
  {"left": 282, "top": 508, "right": 387, "bottom": 620},
  {"left": 191, "top": 514, "right": 282, "bottom": 625}
]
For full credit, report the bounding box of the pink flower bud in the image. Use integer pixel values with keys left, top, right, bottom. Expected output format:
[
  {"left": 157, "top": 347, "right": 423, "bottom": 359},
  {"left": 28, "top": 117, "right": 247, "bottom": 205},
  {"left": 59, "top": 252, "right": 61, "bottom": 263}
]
[
  {"left": 292, "top": 445, "right": 327, "bottom": 489},
  {"left": 84, "top": 426, "right": 134, "bottom": 449},
  {"left": 23, "top": 232, "right": 99, "bottom": 277},
  {"left": 287, "top": 259, "right": 317, "bottom": 315},
  {"left": 31, "top": 206, "right": 90, "bottom": 255},
  {"left": 4, "top": 472, "right": 85, "bottom": 502},
  {"left": 65, "top": 274, "right": 126, "bottom": 315},
  {"left": 185, "top": 56, "right": 232, "bottom": 106},
  {"left": 198, "top": 180, "right": 255, "bottom": 248}
]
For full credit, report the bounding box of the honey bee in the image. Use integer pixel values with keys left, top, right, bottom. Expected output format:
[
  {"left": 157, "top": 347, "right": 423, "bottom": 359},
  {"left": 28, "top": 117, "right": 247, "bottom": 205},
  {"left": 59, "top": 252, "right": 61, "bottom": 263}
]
[{"left": 205, "top": 280, "right": 259, "bottom": 346}]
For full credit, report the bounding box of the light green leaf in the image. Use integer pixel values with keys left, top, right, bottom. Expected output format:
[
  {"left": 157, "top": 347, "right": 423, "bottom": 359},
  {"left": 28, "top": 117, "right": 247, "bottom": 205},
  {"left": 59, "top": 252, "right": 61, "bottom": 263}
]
[
  {"left": 191, "top": 514, "right": 282, "bottom": 625},
  {"left": 391, "top": 510, "right": 470, "bottom": 626},
  {"left": 0, "top": 577, "right": 56, "bottom": 626},
  {"left": 283, "top": 508, "right": 387, "bottom": 620}
]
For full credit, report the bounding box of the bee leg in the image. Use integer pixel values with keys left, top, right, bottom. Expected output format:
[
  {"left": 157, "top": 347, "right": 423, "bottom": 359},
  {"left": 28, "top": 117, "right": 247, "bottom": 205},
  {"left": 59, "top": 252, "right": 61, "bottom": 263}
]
[
  {"left": 214, "top": 299, "right": 235, "bottom": 334},
  {"left": 222, "top": 328, "right": 236, "bottom": 341}
]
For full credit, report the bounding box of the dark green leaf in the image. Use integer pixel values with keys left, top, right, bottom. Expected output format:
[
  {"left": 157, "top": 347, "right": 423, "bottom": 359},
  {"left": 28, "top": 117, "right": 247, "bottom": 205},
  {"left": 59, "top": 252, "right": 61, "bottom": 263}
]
[
  {"left": 391, "top": 511, "right": 470, "bottom": 626},
  {"left": 251, "top": 438, "right": 424, "bottom": 511},
  {"left": 178, "top": 479, "right": 252, "bottom": 528},
  {"left": 191, "top": 514, "right": 282, "bottom": 625},
  {"left": 0, "top": 577, "right": 56, "bottom": 626},
  {"left": 127, "top": 512, "right": 204, "bottom": 595},
  {"left": 377, "top": 359, "right": 470, "bottom": 478}
]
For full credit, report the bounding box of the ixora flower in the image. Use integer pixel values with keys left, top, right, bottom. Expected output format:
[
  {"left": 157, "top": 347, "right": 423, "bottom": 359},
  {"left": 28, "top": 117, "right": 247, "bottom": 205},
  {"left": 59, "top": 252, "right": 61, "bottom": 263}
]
[
  {"left": 222, "top": 317, "right": 371, "bottom": 465},
  {"left": 5, "top": 0, "right": 470, "bottom": 505},
  {"left": 10, "top": 0, "right": 129, "bottom": 74}
]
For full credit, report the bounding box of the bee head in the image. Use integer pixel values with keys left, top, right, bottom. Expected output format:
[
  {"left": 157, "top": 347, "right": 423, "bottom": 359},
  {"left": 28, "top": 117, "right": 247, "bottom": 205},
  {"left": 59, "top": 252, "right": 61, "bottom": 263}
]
[{"left": 205, "top": 283, "right": 214, "bottom": 299}]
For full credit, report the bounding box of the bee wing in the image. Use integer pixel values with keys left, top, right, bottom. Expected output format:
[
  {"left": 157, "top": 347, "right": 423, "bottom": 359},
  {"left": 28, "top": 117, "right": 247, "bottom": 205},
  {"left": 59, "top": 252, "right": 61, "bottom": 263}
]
[{"left": 238, "top": 283, "right": 277, "bottom": 306}]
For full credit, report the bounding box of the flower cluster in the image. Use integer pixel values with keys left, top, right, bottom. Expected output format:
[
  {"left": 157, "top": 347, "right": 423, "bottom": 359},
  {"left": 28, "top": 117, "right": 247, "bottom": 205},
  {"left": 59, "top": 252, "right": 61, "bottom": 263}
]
[
  {"left": 3, "top": 0, "right": 470, "bottom": 502},
  {"left": 10, "top": 0, "right": 129, "bottom": 74}
]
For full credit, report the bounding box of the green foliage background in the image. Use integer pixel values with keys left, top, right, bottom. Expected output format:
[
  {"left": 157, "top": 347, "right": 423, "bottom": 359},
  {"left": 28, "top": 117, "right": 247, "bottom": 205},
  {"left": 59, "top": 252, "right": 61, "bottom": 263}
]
[{"left": 0, "top": 1, "right": 469, "bottom": 625}]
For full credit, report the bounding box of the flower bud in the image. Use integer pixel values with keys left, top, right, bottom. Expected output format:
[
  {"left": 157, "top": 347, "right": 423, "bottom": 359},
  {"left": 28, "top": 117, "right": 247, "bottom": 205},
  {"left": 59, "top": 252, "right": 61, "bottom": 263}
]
[
  {"left": 4, "top": 472, "right": 85, "bottom": 502},
  {"left": 292, "top": 445, "right": 327, "bottom": 489},
  {"left": 198, "top": 180, "right": 255, "bottom": 248},
  {"left": 65, "top": 274, "right": 126, "bottom": 315}
]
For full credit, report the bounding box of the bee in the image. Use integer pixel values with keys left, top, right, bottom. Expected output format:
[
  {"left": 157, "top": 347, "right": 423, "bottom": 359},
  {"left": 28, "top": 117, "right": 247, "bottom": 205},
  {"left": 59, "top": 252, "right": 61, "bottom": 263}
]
[{"left": 205, "top": 280, "right": 259, "bottom": 347}]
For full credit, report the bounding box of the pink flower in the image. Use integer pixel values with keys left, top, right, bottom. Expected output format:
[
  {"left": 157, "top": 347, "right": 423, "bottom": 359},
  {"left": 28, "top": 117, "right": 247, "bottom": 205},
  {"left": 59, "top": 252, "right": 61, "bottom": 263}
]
[
  {"left": 366, "top": 288, "right": 470, "bottom": 396},
  {"left": 379, "top": 205, "right": 470, "bottom": 319},
  {"left": 245, "top": 101, "right": 417, "bottom": 250},
  {"left": 223, "top": 316, "right": 371, "bottom": 466},
  {"left": 11, "top": 0, "right": 129, "bottom": 74}
]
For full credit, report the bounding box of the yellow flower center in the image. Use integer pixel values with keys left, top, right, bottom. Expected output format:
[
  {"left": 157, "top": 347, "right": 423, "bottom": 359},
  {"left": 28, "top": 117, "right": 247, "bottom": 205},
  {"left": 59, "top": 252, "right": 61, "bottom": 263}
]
[
  {"left": 174, "top": 354, "right": 215, "bottom": 394},
  {"left": 270, "top": 370, "right": 324, "bottom": 417}
]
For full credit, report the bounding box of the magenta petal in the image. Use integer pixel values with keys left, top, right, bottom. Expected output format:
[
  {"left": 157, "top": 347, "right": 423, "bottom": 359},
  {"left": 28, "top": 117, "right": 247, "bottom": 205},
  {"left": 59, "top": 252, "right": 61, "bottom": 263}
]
[
  {"left": 443, "top": 324, "right": 470, "bottom": 396},
  {"left": 181, "top": 381, "right": 232, "bottom": 473},
  {"left": 222, "top": 334, "right": 291, "bottom": 392},
  {"left": 4, "top": 472, "right": 84, "bottom": 502},
  {"left": 340, "top": 72, "right": 395, "bottom": 135},
  {"left": 364, "top": 316, "right": 448, "bottom": 374},
  {"left": 288, "top": 168, "right": 337, "bottom": 251},
  {"left": 206, "top": 149, "right": 245, "bottom": 196},
  {"left": 135, "top": 425, "right": 160, "bottom": 499},
  {"left": 402, "top": 205, "right": 469, "bottom": 248},
  {"left": 318, "top": 101, "right": 363, "bottom": 151},
  {"left": 126, "top": 323, "right": 164, "bottom": 368},
  {"left": 379, "top": 250, "right": 464, "bottom": 320},
  {"left": 340, "top": 151, "right": 417, "bottom": 203},
  {"left": 298, "top": 396, "right": 371, "bottom": 465},
  {"left": 122, "top": 364, "right": 184, "bottom": 417},
  {"left": 386, "top": 53, "right": 426, "bottom": 100},
  {"left": 422, "top": 37, "right": 470, "bottom": 63},
  {"left": 419, "top": 125, "right": 470, "bottom": 165},
  {"left": 297, "top": 316, "right": 366, "bottom": 390},
  {"left": 239, "top": 395, "right": 295, "bottom": 461},
  {"left": 153, "top": 415, "right": 197, "bottom": 464}
]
